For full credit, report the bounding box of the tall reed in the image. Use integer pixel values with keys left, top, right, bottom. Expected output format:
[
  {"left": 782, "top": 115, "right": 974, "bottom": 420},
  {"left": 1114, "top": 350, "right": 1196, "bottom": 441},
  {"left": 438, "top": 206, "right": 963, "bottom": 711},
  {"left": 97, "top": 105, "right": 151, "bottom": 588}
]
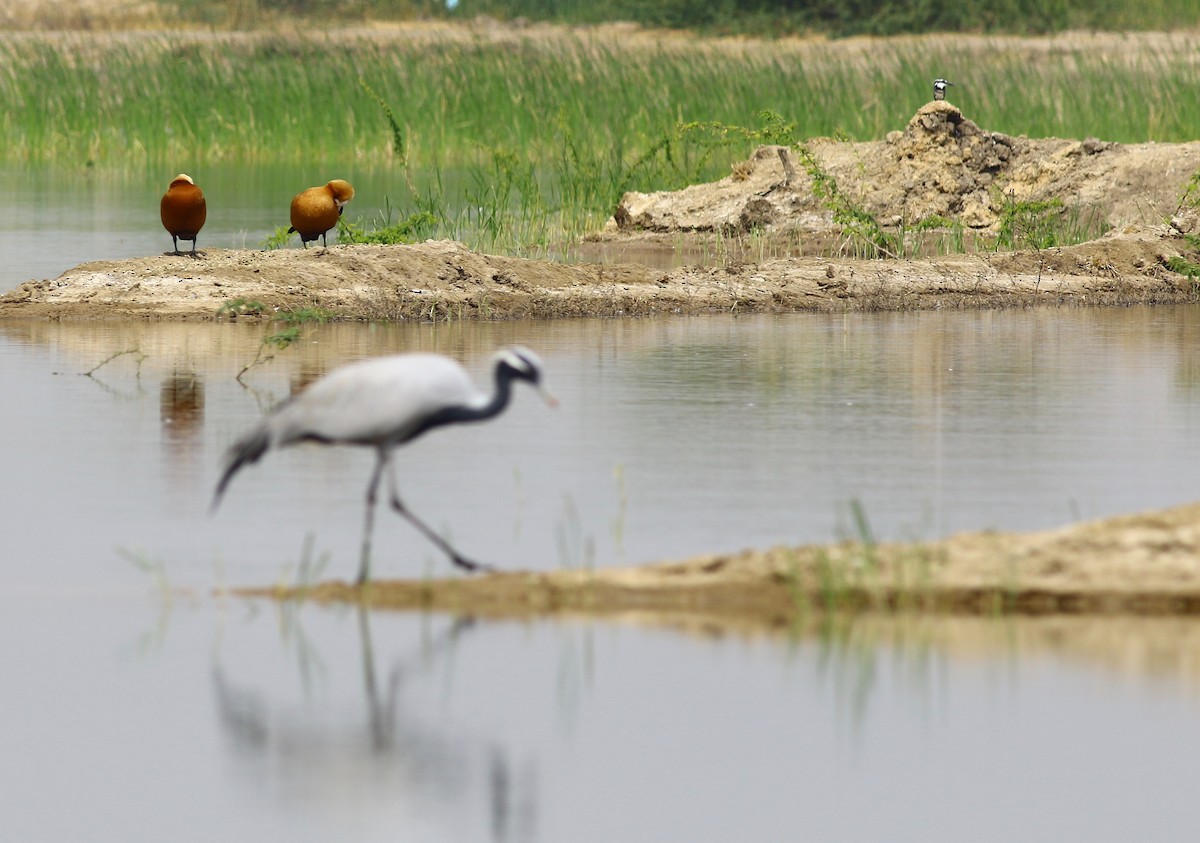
[
  {"left": 3, "top": 28, "right": 1198, "bottom": 254},
  {"left": 5, "top": 30, "right": 1200, "bottom": 167}
]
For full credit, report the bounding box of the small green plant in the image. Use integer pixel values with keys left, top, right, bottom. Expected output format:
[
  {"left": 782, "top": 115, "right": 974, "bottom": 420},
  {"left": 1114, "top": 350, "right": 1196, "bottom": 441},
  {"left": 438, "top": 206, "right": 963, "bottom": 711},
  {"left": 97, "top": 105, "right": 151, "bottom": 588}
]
[
  {"left": 236, "top": 326, "right": 301, "bottom": 383},
  {"left": 276, "top": 306, "right": 333, "bottom": 324},
  {"left": 217, "top": 297, "right": 267, "bottom": 317},
  {"left": 814, "top": 549, "right": 850, "bottom": 611},
  {"left": 282, "top": 533, "right": 332, "bottom": 600},
  {"left": 337, "top": 206, "right": 437, "bottom": 245},
  {"left": 261, "top": 225, "right": 295, "bottom": 251},
  {"left": 263, "top": 326, "right": 300, "bottom": 348},
  {"left": 995, "top": 195, "right": 1065, "bottom": 250},
  {"left": 554, "top": 491, "right": 595, "bottom": 571},
  {"left": 81, "top": 347, "right": 146, "bottom": 378},
  {"left": 1167, "top": 255, "right": 1200, "bottom": 281},
  {"left": 118, "top": 546, "right": 172, "bottom": 601},
  {"left": 1176, "top": 167, "right": 1200, "bottom": 214},
  {"left": 791, "top": 142, "right": 899, "bottom": 259},
  {"left": 682, "top": 110, "right": 898, "bottom": 258},
  {"left": 847, "top": 498, "right": 880, "bottom": 575},
  {"left": 911, "top": 215, "right": 956, "bottom": 231}
]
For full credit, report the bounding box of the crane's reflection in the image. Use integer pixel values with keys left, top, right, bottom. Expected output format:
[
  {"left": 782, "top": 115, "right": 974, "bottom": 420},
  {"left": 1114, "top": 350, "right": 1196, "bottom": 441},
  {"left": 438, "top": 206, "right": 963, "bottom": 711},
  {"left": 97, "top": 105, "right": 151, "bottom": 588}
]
[{"left": 211, "top": 607, "right": 538, "bottom": 843}]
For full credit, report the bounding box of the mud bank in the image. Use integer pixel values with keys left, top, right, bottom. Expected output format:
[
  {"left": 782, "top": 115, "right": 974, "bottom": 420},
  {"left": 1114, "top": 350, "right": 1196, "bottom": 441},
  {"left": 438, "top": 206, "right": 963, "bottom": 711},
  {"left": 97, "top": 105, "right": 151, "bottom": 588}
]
[
  {"left": 236, "top": 502, "right": 1200, "bottom": 623},
  {"left": 5, "top": 102, "right": 1200, "bottom": 321},
  {"left": 2, "top": 225, "right": 1197, "bottom": 321}
]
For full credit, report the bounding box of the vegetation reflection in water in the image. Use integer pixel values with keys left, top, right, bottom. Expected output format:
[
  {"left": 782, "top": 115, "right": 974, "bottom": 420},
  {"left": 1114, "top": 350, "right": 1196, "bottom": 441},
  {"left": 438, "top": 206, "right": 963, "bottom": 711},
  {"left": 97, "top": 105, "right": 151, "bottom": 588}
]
[{"left": 198, "top": 595, "right": 1200, "bottom": 804}]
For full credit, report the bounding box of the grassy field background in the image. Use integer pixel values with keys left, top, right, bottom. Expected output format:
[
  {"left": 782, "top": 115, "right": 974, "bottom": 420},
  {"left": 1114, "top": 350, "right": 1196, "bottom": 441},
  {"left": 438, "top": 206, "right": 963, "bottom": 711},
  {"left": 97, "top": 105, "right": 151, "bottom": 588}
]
[{"left": 2, "top": 21, "right": 1199, "bottom": 253}]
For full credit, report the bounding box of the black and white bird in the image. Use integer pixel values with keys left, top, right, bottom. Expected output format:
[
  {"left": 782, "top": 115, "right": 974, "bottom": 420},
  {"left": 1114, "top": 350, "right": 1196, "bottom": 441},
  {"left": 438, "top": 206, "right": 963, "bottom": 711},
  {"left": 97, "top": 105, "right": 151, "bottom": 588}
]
[
  {"left": 212, "top": 346, "right": 557, "bottom": 585},
  {"left": 933, "top": 78, "right": 953, "bottom": 101}
]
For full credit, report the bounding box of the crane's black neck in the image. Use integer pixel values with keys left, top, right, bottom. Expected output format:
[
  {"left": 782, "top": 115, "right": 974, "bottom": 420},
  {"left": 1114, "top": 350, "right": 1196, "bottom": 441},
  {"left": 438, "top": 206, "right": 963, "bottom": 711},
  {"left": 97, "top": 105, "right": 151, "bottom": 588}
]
[{"left": 406, "top": 361, "right": 523, "bottom": 441}]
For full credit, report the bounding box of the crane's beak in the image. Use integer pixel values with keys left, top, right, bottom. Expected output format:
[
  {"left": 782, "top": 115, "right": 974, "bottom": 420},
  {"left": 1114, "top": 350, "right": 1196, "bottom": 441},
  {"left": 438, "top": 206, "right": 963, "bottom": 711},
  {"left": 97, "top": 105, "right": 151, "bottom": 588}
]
[{"left": 538, "top": 384, "right": 559, "bottom": 408}]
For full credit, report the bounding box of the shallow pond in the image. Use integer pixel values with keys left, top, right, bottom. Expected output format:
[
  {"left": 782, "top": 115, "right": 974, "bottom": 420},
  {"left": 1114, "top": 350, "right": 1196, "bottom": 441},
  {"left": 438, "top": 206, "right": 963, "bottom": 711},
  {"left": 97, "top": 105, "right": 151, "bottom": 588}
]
[{"left": 5, "top": 308, "right": 1200, "bottom": 839}]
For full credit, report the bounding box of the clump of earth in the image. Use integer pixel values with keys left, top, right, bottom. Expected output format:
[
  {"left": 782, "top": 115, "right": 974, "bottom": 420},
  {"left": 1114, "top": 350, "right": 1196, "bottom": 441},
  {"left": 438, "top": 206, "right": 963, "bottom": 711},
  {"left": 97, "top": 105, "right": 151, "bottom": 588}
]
[{"left": 609, "top": 100, "right": 1200, "bottom": 237}]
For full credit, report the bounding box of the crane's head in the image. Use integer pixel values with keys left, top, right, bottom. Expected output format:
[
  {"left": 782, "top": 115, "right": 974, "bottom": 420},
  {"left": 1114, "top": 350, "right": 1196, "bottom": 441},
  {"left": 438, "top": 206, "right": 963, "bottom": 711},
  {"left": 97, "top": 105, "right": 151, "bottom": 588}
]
[{"left": 495, "top": 346, "right": 558, "bottom": 407}]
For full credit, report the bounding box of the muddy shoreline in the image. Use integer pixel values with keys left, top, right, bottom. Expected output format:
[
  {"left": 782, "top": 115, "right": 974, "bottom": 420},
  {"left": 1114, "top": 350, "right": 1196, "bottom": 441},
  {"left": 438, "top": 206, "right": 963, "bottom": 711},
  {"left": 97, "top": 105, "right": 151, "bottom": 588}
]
[
  {"left": 2, "top": 225, "right": 1197, "bottom": 322},
  {"left": 232, "top": 502, "right": 1200, "bottom": 621},
  {"left": 6, "top": 103, "right": 1200, "bottom": 322}
]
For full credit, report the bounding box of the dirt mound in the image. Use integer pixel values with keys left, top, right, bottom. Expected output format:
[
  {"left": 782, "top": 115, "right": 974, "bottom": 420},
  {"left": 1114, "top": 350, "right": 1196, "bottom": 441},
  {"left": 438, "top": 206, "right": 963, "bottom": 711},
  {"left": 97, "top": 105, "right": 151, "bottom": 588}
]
[{"left": 610, "top": 101, "right": 1200, "bottom": 235}]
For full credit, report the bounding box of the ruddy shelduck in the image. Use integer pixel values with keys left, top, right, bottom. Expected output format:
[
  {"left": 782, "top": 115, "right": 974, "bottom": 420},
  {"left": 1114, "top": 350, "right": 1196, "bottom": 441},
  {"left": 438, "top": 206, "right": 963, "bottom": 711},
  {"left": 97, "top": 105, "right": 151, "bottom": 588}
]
[
  {"left": 289, "top": 179, "right": 355, "bottom": 248},
  {"left": 160, "top": 173, "right": 206, "bottom": 257}
]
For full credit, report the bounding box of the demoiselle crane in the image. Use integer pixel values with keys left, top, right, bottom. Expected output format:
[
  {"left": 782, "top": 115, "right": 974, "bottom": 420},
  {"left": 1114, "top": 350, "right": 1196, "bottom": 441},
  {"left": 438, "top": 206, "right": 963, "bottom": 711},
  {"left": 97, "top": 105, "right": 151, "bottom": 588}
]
[{"left": 212, "top": 346, "right": 556, "bottom": 584}]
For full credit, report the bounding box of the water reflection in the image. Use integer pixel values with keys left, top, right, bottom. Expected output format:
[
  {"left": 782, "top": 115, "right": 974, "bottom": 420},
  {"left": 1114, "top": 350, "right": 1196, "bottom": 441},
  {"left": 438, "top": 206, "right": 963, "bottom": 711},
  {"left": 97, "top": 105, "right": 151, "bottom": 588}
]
[
  {"left": 7, "top": 307, "right": 1200, "bottom": 841},
  {"left": 197, "top": 604, "right": 1200, "bottom": 843},
  {"left": 160, "top": 371, "right": 205, "bottom": 445},
  {"left": 290, "top": 363, "right": 326, "bottom": 397},
  {"left": 212, "top": 607, "right": 537, "bottom": 842}
]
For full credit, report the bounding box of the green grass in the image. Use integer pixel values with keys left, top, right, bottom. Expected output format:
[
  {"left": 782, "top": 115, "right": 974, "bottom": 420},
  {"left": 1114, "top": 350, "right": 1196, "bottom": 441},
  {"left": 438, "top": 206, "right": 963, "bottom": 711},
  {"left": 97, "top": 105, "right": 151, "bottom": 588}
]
[
  {"left": 2, "top": 29, "right": 1196, "bottom": 256},
  {"left": 336, "top": 207, "right": 437, "bottom": 246},
  {"left": 5, "top": 31, "right": 1200, "bottom": 166},
  {"left": 276, "top": 306, "right": 334, "bottom": 324}
]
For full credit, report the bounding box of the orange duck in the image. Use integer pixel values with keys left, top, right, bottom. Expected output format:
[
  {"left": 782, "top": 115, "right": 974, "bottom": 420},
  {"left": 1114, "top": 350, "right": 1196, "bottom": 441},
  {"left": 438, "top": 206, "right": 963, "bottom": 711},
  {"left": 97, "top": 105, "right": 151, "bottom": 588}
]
[
  {"left": 289, "top": 179, "right": 355, "bottom": 248},
  {"left": 160, "top": 174, "right": 206, "bottom": 256}
]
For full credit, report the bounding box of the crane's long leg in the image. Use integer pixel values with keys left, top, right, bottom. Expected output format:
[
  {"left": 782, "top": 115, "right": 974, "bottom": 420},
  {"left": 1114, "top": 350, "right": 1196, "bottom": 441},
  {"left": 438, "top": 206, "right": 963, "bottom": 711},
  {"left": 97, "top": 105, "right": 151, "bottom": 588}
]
[
  {"left": 357, "top": 450, "right": 388, "bottom": 585},
  {"left": 384, "top": 458, "right": 495, "bottom": 574}
]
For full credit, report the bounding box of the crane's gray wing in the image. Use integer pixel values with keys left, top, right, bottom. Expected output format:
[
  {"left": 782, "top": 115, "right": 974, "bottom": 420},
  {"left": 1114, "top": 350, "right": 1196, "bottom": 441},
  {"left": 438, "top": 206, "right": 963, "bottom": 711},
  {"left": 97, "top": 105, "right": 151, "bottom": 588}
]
[{"left": 269, "top": 353, "right": 482, "bottom": 447}]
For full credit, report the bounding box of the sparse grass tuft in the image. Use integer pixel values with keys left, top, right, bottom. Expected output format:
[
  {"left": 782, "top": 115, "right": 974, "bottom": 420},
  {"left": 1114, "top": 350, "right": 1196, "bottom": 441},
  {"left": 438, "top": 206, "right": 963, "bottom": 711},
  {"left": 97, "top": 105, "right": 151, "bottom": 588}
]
[
  {"left": 217, "top": 297, "right": 266, "bottom": 317},
  {"left": 261, "top": 226, "right": 295, "bottom": 251},
  {"left": 1166, "top": 255, "right": 1200, "bottom": 280},
  {"left": 276, "top": 307, "right": 333, "bottom": 324},
  {"left": 233, "top": 324, "right": 301, "bottom": 383},
  {"left": 337, "top": 207, "right": 437, "bottom": 246},
  {"left": 996, "top": 196, "right": 1066, "bottom": 250}
]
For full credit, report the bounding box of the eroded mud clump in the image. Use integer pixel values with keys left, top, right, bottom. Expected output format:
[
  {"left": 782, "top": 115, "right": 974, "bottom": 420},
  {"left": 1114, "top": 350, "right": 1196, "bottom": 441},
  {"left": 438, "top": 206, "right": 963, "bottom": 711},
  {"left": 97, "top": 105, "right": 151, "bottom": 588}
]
[
  {"left": 610, "top": 101, "right": 1200, "bottom": 238},
  {"left": 880, "top": 101, "right": 1020, "bottom": 226}
]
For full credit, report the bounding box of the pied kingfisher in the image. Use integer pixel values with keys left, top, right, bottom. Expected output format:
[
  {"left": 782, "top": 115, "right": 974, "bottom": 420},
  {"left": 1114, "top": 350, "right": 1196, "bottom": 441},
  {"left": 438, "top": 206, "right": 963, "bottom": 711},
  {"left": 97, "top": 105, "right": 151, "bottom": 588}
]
[{"left": 933, "top": 78, "right": 953, "bottom": 101}]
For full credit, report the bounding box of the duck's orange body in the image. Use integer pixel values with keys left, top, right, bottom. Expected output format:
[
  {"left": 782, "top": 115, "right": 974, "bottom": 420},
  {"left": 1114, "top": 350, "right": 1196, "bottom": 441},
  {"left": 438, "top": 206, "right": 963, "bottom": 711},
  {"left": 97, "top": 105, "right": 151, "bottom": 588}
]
[
  {"left": 160, "top": 174, "right": 206, "bottom": 256},
  {"left": 289, "top": 179, "right": 355, "bottom": 248}
]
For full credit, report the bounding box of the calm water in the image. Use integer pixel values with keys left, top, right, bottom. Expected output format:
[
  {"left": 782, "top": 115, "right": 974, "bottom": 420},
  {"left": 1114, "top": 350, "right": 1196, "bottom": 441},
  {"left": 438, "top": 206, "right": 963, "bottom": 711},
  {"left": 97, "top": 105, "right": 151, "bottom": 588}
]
[{"left": 4, "top": 308, "right": 1200, "bottom": 839}]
